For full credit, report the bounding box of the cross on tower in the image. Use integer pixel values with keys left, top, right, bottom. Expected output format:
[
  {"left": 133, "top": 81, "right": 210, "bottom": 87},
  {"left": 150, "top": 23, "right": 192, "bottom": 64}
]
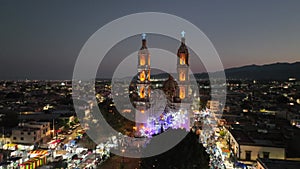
[
  {"left": 181, "top": 31, "right": 185, "bottom": 38},
  {"left": 142, "top": 33, "right": 146, "bottom": 40}
]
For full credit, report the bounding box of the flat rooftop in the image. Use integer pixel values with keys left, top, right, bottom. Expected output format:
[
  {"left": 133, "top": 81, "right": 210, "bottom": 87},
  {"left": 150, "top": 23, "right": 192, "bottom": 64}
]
[
  {"left": 229, "top": 128, "right": 285, "bottom": 148},
  {"left": 258, "top": 158, "right": 300, "bottom": 169}
]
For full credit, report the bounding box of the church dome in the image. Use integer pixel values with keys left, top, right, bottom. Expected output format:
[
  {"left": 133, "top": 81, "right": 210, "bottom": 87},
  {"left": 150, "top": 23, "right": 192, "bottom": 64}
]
[
  {"left": 163, "top": 75, "right": 178, "bottom": 100},
  {"left": 163, "top": 75, "right": 177, "bottom": 90}
]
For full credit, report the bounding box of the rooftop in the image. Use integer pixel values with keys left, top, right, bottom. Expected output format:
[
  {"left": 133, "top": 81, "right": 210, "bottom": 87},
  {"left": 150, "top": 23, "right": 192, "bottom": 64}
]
[
  {"left": 258, "top": 158, "right": 300, "bottom": 169},
  {"left": 229, "top": 128, "right": 285, "bottom": 148}
]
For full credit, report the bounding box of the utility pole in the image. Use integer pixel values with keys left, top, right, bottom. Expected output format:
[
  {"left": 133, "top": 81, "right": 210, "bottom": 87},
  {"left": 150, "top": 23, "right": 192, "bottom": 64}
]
[
  {"left": 2, "top": 127, "right": 4, "bottom": 148},
  {"left": 0, "top": 114, "right": 6, "bottom": 148},
  {"left": 52, "top": 117, "right": 55, "bottom": 138},
  {"left": 120, "top": 149, "right": 125, "bottom": 169}
]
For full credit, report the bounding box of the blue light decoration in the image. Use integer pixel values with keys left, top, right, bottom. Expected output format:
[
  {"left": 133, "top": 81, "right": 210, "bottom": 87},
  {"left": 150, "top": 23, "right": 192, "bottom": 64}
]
[
  {"left": 138, "top": 106, "right": 227, "bottom": 168},
  {"left": 166, "top": 114, "right": 173, "bottom": 124},
  {"left": 139, "top": 109, "right": 189, "bottom": 137}
]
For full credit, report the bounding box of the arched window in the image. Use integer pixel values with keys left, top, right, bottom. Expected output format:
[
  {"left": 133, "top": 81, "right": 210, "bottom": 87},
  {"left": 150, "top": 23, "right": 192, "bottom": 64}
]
[
  {"left": 147, "top": 70, "right": 151, "bottom": 81},
  {"left": 148, "top": 87, "right": 151, "bottom": 97},
  {"left": 140, "top": 87, "right": 145, "bottom": 98},
  {"left": 180, "top": 71, "right": 186, "bottom": 81},
  {"left": 140, "top": 55, "right": 146, "bottom": 66},
  {"left": 179, "top": 86, "right": 185, "bottom": 99},
  {"left": 180, "top": 53, "right": 186, "bottom": 65},
  {"left": 140, "top": 71, "right": 146, "bottom": 82}
]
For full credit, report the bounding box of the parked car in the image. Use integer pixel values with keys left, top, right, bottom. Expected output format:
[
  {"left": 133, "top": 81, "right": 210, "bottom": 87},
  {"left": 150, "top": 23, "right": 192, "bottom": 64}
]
[{"left": 53, "top": 155, "right": 63, "bottom": 162}]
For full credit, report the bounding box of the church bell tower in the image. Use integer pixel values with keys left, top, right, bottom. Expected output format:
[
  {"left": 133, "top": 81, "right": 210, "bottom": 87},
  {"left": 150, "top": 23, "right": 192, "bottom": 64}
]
[
  {"left": 135, "top": 33, "right": 151, "bottom": 132},
  {"left": 177, "top": 31, "right": 189, "bottom": 101}
]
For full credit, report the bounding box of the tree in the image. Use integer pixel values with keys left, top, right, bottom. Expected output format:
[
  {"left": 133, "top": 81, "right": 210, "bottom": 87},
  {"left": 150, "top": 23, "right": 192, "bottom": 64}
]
[
  {"left": 74, "top": 117, "right": 79, "bottom": 123},
  {"left": 219, "top": 130, "right": 227, "bottom": 138},
  {"left": 0, "top": 111, "right": 18, "bottom": 128},
  {"left": 141, "top": 130, "right": 209, "bottom": 169},
  {"left": 63, "top": 123, "right": 70, "bottom": 131}
]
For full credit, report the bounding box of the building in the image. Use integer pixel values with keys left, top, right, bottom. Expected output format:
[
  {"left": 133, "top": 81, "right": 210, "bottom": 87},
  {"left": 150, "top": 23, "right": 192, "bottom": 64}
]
[
  {"left": 0, "top": 137, "right": 12, "bottom": 145},
  {"left": 135, "top": 33, "right": 151, "bottom": 132},
  {"left": 257, "top": 158, "right": 300, "bottom": 169},
  {"left": 134, "top": 32, "right": 193, "bottom": 136},
  {"left": 207, "top": 100, "right": 220, "bottom": 113},
  {"left": 227, "top": 128, "right": 285, "bottom": 163},
  {"left": 177, "top": 31, "right": 190, "bottom": 101},
  {"left": 11, "top": 122, "right": 51, "bottom": 145},
  {"left": 175, "top": 31, "right": 192, "bottom": 129}
]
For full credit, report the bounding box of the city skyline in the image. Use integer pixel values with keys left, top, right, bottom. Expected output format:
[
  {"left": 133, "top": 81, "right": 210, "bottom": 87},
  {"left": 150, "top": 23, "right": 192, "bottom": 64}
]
[
  {"left": 1, "top": 1, "right": 300, "bottom": 168},
  {"left": 0, "top": 0, "right": 300, "bottom": 79}
]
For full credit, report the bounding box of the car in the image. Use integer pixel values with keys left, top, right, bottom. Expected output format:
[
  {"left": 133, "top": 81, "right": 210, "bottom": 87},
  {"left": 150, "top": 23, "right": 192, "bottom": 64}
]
[
  {"left": 59, "top": 136, "right": 66, "bottom": 141},
  {"left": 53, "top": 156, "right": 63, "bottom": 162}
]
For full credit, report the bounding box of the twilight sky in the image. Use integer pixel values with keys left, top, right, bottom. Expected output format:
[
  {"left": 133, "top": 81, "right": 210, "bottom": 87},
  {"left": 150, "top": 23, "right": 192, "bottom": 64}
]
[{"left": 0, "top": 0, "right": 300, "bottom": 80}]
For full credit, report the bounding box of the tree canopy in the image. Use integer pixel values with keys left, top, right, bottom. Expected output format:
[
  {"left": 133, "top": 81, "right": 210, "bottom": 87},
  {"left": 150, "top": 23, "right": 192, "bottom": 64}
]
[{"left": 141, "top": 130, "right": 209, "bottom": 169}]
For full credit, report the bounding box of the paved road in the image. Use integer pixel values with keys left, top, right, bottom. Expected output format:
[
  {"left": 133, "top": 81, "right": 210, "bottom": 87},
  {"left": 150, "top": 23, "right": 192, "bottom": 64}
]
[
  {"left": 63, "top": 126, "right": 82, "bottom": 144},
  {"left": 99, "top": 156, "right": 140, "bottom": 169}
]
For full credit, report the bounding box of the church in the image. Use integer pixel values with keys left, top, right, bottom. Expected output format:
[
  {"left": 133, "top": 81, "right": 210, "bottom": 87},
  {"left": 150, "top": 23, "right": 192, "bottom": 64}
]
[{"left": 134, "top": 32, "right": 193, "bottom": 137}]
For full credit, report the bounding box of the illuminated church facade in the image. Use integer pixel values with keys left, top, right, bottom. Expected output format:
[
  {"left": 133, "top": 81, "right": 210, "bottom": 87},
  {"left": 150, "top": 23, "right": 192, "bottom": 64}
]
[
  {"left": 177, "top": 31, "right": 190, "bottom": 101},
  {"left": 135, "top": 32, "right": 192, "bottom": 136}
]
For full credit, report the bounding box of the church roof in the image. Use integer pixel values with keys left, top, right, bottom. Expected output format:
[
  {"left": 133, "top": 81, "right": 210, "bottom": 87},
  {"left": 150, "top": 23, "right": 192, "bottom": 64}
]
[
  {"left": 177, "top": 43, "right": 188, "bottom": 54},
  {"left": 163, "top": 75, "right": 178, "bottom": 91}
]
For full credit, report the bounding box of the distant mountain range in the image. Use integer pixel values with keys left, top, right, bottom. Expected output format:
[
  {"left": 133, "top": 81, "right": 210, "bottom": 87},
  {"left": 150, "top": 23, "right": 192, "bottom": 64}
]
[
  {"left": 193, "top": 62, "right": 300, "bottom": 81},
  {"left": 2, "top": 62, "right": 298, "bottom": 81},
  {"left": 110, "top": 62, "right": 300, "bottom": 81}
]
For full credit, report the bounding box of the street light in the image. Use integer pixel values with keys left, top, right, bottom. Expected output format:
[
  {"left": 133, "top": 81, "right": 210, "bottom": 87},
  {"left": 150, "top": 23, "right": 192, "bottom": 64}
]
[
  {"left": 121, "top": 149, "right": 125, "bottom": 169},
  {"left": 94, "top": 145, "right": 97, "bottom": 166}
]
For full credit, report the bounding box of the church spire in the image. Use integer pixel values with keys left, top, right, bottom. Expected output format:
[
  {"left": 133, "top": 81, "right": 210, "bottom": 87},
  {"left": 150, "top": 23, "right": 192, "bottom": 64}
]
[
  {"left": 141, "top": 33, "right": 147, "bottom": 49},
  {"left": 177, "top": 31, "right": 189, "bottom": 66},
  {"left": 181, "top": 31, "right": 185, "bottom": 44}
]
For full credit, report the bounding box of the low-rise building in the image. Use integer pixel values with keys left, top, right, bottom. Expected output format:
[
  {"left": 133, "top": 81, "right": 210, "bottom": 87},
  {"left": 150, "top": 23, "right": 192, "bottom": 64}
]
[
  {"left": 257, "top": 158, "right": 300, "bottom": 169},
  {"left": 10, "top": 122, "right": 51, "bottom": 145},
  {"left": 207, "top": 100, "right": 220, "bottom": 113},
  {"left": 227, "top": 128, "right": 286, "bottom": 163}
]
